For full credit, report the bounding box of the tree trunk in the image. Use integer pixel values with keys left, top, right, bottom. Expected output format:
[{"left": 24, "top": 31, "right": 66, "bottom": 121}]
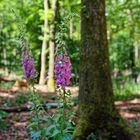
[
  {"left": 128, "top": 9, "right": 138, "bottom": 83},
  {"left": 39, "top": 0, "right": 49, "bottom": 85},
  {"left": 0, "top": 17, "right": 2, "bottom": 67},
  {"left": 14, "top": 48, "right": 16, "bottom": 71},
  {"left": 3, "top": 48, "right": 8, "bottom": 75},
  {"left": 47, "top": 0, "right": 58, "bottom": 92},
  {"left": 73, "top": 0, "right": 135, "bottom": 139},
  {"left": 70, "top": 17, "right": 73, "bottom": 39},
  {"left": 134, "top": 43, "right": 139, "bottom": 64}
]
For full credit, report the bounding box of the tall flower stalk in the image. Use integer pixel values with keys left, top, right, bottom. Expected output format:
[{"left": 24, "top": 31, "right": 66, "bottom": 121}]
[
  {"left": 54, "top": 49, "right": 73, "bottom": 137},
  {"left": 12, "top": 9, "right": 37, "bottom": 83}
]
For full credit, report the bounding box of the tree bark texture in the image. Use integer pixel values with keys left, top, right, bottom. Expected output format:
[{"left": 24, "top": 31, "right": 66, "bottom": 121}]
[
  {"left": 47, "top": 0, "right": 58, "bottom": 92},
  {"left": 73, "top": 0, "right": 136, "bottom": 139}
]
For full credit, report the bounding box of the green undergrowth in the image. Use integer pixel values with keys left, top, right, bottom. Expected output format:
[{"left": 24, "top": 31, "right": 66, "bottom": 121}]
[
  {"left": 70, "top": 82, "right": 140, "bottom": 105},
  {"left": 1, "top": 92, "right": 30, "bottom": 107},
  {"left": 114, "top": 82, "right": 140, "bottom": 101},
  {"left": 0, "top": 111, "right": 9, "bottom": 130},
  {"left": 0, "top": 81, "right": 14, "bottom": 88},
  {"left": 2, "top": 91, "right": 46, "bottom": 107}
]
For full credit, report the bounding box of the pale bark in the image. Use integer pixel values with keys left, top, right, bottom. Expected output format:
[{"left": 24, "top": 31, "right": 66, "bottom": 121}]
[
  {"left": 47, "top": 0, "right": 58, "bottom": 92},
  {"left": 3, "top": 48, "right": 8, "bottom": 75},
  {"left": 14, "top": 48, "right": 16, "bottom": 70},
  {"left": 70, "top": 17, "right": 73, "bottom": 39},
  {"left": 39, "top": 0, "right": 49, "bottom": 85}
]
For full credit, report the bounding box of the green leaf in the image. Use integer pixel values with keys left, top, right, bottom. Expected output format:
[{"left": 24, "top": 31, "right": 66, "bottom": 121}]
[
  {"left": 46, "top": 124, "right": 56, "bottom": 133},
  {"left": 31, "top": 130, "right": 41, "bottom": 140},
  {"left": 51, "top": 129, "right": 60, "bottom": 137},
  {"left": 60, "top": 133, "right": 72, "bottom": 140}
]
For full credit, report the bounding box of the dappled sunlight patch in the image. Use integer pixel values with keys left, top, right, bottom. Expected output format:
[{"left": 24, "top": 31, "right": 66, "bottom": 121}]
[
  {"left": 115, "top": 98, "right": 140, "bottom": 132},
  {"left": 34, "top": 84, "right": 48, "bottom": 93},
  {"left": 14, "top": 122, "right": 28, "bottom": 127},
  {"left": 115, "top": 98, "right": 140, "bottom": 107},
  {"left": 115, "top": 100, "right": 125, "bottom": 106},
  {"left": 0, "top": 92, "right": 16, "bottom": 98},
  {"left": 66, "top": 86, "right": 79, "bottom": 97},
  {"left": 129, "top": 99, "right": 140, "bottom": 104},
  {"left": 119, "top": 110, "right": 139, "bottom": 119},
  {"left": 115, "top": 99, "right": 140, "bottom": 113},
  {"left": 11, "top": 86, "right": 28, "bottom": 93}
]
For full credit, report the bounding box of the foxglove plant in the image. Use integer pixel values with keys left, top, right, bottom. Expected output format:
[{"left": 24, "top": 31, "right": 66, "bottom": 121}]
[
  {"left": 22, "top": 15, "right": 73, "bottom": 139},
  {"left": 54, "top": 16, "right": 73, "bottom": 133},
  {"left": 13, "top": 10, "right": 48, "bottom": 140},
  {"left": 12, "top": 10, "right": 36, "bottom": 83},
  {"left": 54, "top": 52, "right": 71, "bottom": 91},
  {"left": 22, "top": 47, "right": 36, "bottom": 82}
]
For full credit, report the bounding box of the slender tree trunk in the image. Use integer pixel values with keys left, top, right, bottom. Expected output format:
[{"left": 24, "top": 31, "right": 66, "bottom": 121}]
[
  {"left": 0, "top": 48, "right": 1, "bottom": 66},
  {"left": 47, "top": 0, "right": 58, "bottom": 92},
  {"left": 134, "top": 42, "right": 139, "bottom": 64},
  {"left": 70, "top": 17, "right": 73, "bottom": 39},
  {"left": 14, "top": 48, "right": 16, "bottom": 71},
  {"left": 3, "top": 48, "right": 8, "bottom": 75},
  {"left": 39, "top": 0, "right": 49, "bottom": 85},
  {"left": 0, "top": 31, "right": 2, "bottom": 68},
  {"left": 128, "top": 9, "right": 138, "bottom": 83},
  {"left": 73, "top": 0, "right": 136, "bottom": 139}
]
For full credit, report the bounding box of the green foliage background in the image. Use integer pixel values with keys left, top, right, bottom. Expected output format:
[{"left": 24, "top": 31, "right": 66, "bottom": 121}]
[{"left": 0, "top": 0, "right": 140, "bottom": 84}]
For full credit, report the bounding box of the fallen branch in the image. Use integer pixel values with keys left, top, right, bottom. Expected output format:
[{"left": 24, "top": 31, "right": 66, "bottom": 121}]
[{"left": 0, "top": 106, "right": 28, "bottom": 112}]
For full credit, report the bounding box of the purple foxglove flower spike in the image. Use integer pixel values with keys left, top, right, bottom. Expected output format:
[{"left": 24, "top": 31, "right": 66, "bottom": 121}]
[
  {"left": 54, "top": 52, "right": 71, "bottom": 91},
  {"left": 21, "top": 47, "right": 36, "bottom": 82}
]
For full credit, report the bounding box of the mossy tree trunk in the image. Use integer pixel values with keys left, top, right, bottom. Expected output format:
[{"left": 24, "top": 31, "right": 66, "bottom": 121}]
[{"left": 73, "top": 0, "right": 135, "bottom": 139}]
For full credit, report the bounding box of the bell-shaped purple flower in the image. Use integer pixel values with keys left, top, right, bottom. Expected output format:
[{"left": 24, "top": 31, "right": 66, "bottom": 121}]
[
  {"left": 22, "top": 48, "right": 36, "bottom": 82},
  {"left": 54, "top": 53, "right": 71, "bottom": 91}
]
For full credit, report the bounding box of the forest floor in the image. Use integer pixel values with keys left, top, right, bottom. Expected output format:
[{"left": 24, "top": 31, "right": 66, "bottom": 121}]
[{"left": 0, "top": 84, "right": 140, "bottom": 140}]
